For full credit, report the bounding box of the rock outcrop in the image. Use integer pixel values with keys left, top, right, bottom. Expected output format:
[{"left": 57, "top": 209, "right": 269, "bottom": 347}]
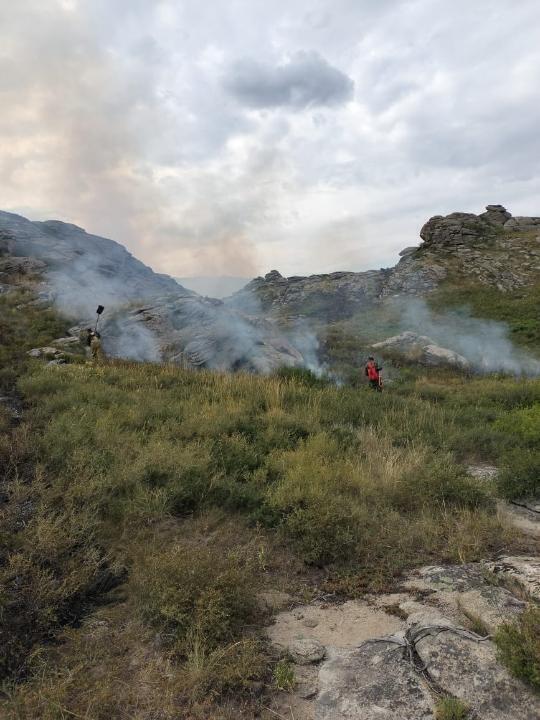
[
  {"left": 269, "top": 559, "right": 540, "bottom": 720},
  {"left": 228, "top": 204, "right": 540, "bottom": 318},
  {"left": 372, "top": 331, "right": 470, "bottom": 369}
]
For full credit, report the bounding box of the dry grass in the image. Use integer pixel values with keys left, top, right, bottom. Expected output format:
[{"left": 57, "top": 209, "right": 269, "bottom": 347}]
[{"left": 1, "top": 278, "right": 539, "bottom": 717}]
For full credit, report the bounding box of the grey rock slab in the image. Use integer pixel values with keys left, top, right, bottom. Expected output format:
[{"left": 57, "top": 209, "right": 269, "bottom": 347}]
[
  {"left": 316, "top": 642, "right": 435, "bottom": 720},
  {"left": 497, "top": 502, "right": 540, "bottom": 539},
  {"left": 467, "top": 463, "right": 499, "bottom": 482},
  {"left": 456, "top": 588, "right": 525, "bottom": 633},
  {"left": 52, "top": 336, "right": 81, "bottom": 347},
  {"left": 27, "top": 346, "right": 63, "bottom": 358},
  {"left": 415, "top": 625, "right": 540, "bottom": 720},
  {"left": 402, "top": 564, "right": 526, "bottom": 630},
  {"left": 485, "top": 556, "right": 540, "bottom": 601},
  {"left": 372, "top": 332, "right": 469, "bottom": 369}
]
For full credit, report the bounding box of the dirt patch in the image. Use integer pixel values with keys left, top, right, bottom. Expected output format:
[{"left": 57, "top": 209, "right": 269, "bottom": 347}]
[{"left": 267, "top": 599, "right": 404, "bottom": 652}]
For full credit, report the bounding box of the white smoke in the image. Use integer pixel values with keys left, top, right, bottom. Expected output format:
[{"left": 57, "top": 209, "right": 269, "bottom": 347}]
[{"left": 395, "top": 297, "right": 540, "bottom": 376}]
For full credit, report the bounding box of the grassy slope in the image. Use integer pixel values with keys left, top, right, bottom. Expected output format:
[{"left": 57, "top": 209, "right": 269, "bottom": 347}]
[{"left": 1, "top": 274, "right": 539, "bottom": 717}]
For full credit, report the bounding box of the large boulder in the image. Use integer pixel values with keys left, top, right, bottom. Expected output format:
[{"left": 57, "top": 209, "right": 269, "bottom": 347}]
[
  {"left": 372, "top": 331, "right": 469, "bottom": 369},
  {"left": 420, "top": 212, "right": 495, "bottom": 248},
  {"left": 480, "top": 204, "right": 512, "bottom": 225}
]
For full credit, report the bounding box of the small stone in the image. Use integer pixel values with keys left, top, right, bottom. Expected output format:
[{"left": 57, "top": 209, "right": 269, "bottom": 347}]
[
  {"left": 303, "top": 618, "right": 319, "bottom": 628},
  {"left": 289, "top": 637, "right": 326, "bottom": 665},
  {"left": 297, "top": 684, "right": 318, "bottom": 699}
]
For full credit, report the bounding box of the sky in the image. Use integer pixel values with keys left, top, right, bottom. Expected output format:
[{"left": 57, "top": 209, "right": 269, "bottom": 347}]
[{"left": 1, "top": 0, "right": 540, "bottom": 279}]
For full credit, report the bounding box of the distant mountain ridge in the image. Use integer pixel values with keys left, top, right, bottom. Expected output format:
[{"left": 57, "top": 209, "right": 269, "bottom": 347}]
[{"left": 175, "top": 276, "right": 251, "bottom": 298}]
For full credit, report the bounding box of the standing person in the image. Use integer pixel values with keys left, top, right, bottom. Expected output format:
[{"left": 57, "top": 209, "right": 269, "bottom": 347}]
[
  {"left": 90, "top": 330, "right": 103, "bottom": 362},
  {"left": 85, "top": 328, "right": 93, "bottom": 359},
  {"left": 365, "top": 356, "right": 383, "bottom": 391}
]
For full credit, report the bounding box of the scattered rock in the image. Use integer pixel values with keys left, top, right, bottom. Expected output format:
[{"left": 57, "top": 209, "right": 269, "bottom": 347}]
[
  {"left": 467, "top": 464, "right": 499, "bottom": 481},
  {"left": 288, "top": 637, "right": 326, "bottom": 665}
]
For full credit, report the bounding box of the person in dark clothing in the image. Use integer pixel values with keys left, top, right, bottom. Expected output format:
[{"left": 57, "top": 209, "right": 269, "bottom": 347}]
[{"left": 365, "top": 356, "right": 383, "bottom": 391}]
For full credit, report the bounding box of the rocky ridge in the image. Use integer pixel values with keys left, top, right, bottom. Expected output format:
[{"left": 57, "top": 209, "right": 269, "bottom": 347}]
[
  {"left": 0, "top": 210, "right": 303, "bottom": 372},
  {"left": 228, "top": 205, "right": 540, "bottom": 319}
]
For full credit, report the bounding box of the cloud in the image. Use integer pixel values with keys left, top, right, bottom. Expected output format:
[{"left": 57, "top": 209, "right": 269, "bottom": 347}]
[
  {"left": 223, "top": 51, "right": 354, "bottom": 109},
  {"left": 1, "top": 0, "right": 540, "bottom": 279}
]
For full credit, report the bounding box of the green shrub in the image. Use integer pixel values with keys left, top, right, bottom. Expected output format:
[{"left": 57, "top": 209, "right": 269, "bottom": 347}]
[
  {"left": 133, "top": 545, "right": 259, "bottom": 656},
  {"left": 495, "top": 606, "right": 540, "bottom": 689},
  {"left": 282, "top": 497, "right": 367, "bottom": 565},
  {"left": 273, "top": 658, "right": 295, "bottom": 691},
  {"left": 435, "top": 696, "right": 470, "bottom": 720},
  {"left": 393, "top": 457, "right": 492, "bottom": 512},
  {"left": 495, "top": 404, "right": 540, "bottom": 445},
  {"left": 497, "top": 448, "right": 540, "bottom": 499},
  {"left": 0, "top": 509, "right": 119, "bottom": 681}
]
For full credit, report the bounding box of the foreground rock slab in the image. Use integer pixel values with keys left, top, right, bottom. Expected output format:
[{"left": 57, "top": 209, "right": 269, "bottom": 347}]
[
  {"left": 414, "top": 619, "right": 540, "bottom": 720},
  {"left": 268, "top": 599, "right": 404, "bottom": 653},
  {"left": 317, "top": 641, "right": 435, "bottom": 720}
]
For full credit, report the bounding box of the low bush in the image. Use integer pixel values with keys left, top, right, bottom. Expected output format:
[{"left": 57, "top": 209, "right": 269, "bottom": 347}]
[
  {"left": 435, "top": 696, "right": 470, "bottom": 720},
  {"left": 133, "top": 544, "right": 259, "bottom": 656},
  {"left": 495, "top": 606, "right": 540, "bottom": 690},
  {"left": 497, "top": 448, "right": 540, "bottom": 499}
]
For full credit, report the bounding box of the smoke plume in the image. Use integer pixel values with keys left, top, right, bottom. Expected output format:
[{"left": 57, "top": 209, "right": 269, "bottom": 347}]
[{"left": 395, "top": 297, "right": 540, "bottom": 376}]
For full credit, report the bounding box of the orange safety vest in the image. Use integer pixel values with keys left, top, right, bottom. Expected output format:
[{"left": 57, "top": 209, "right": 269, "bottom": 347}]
[{"left": 366, "top": 361, "right": 379, "bottom": 381}]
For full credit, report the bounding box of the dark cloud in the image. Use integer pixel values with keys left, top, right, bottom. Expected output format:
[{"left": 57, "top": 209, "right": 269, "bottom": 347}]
[{"left": 223, "top": 51, "right": 354, "bottom": 109}]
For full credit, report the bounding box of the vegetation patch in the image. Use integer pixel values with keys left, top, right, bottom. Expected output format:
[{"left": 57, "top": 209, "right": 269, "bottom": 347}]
[
  {"left": 495, "top": 605, "right": 540, "bottom": 690},
  {"left": 1, "top": 274, "right": 539, "bottom": 717},
  {"left": 435, "top": 696, "right": 470, "bottom": 720}
]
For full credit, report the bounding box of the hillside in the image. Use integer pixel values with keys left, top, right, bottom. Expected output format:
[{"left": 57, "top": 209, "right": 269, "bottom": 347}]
[
  {"left": 0, "top": 211, "right": 303, "bottom": 373},
  {"left": 1, "top": 217, "right": 539, "bottom": 719}
]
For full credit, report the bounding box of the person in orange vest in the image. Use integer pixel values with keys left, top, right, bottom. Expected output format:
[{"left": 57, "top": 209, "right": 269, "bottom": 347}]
[{"left": 365, "top": 356, "right": 383, "bottom": 391}]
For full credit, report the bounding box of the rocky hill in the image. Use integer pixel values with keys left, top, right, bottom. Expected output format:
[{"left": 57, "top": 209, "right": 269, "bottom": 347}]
[
  {"left": 228, "top": 205, "right": 540, "bottom": 321},
  {"left": 0, "top": 210, "right": 303, "bottom": 372}
]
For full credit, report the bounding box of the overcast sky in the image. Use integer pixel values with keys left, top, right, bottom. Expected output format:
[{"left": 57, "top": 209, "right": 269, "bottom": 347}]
[{"left": 2, "top": 0, "right": 540, "bottom": 278}]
